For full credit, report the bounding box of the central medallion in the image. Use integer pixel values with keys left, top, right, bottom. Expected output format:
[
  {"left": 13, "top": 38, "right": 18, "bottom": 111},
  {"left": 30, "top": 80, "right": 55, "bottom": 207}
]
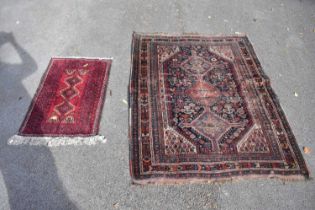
[
  {"left": 162, "top": 45, "right": 252, "bottom": 154},
  {"left": 185, "top": 79, "right": 220, "bottom": 106}
]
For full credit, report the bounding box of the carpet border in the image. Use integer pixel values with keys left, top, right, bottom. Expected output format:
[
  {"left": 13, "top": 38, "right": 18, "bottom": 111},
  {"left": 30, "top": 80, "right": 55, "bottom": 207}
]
[{"left": 242, "top": 36, "right": 310, "bottom": 178}]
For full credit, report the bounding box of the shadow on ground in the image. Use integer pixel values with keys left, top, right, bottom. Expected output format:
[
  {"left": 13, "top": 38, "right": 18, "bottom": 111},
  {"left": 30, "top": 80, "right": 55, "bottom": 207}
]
[{"left": 0, "top": 32, "right": 77, "bottom": 210}]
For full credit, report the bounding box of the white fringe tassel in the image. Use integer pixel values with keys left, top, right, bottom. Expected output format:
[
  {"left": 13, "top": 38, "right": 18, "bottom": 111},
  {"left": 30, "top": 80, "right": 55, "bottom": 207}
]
[{"left": 8, "top": 135, "right": 107, "bottom": 147}]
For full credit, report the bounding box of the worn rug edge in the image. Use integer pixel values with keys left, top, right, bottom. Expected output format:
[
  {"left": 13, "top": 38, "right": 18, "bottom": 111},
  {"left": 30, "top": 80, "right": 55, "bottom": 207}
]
[{"left": 131, "top": 174, "right": 309, "bottom": 185}]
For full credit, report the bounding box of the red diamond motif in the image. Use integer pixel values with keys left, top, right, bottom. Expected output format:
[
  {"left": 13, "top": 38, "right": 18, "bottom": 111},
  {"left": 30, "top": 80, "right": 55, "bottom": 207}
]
[
  {"left": 66, "top": 76, "right": 81, "bottom": 86},
  {"left": 185, "top": 79, "right": 220, "bottom": 106},
  {"left": 61, "top": 88, "right": 78, "bottom": 100},
  {"left": 55, "top": 102, "right": 74, "bottom": 115}
]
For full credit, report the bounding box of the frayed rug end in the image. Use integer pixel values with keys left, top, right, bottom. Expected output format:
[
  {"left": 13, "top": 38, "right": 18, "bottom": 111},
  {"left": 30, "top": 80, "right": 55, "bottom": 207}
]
[{"left": 8, "top": 135, "right": 107, "bottom": 147}]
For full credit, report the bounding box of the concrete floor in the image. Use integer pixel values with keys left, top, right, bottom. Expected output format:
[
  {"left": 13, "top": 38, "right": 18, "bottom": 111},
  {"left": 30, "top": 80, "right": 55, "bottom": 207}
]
[{"left": 0, "top": 0, "right": 314, "bottom": 209}]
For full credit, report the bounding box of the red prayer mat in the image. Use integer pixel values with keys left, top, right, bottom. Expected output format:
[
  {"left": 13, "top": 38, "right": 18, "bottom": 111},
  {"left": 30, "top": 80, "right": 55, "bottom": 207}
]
[
  {"left": 9, "top": 57, "right": 111, "bottom": 146},
  {"left": 129, "top": 33, "right": 309, "bottom": 184}
]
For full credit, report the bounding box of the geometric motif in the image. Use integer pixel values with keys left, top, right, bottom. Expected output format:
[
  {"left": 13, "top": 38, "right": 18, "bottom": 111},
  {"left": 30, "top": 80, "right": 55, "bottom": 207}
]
[
  {"left": 55, "top": 101, "right": 74, "bottom": 116},
  {"left": 162, "top": 43, "right": 252, "bottom": 155},
  {"left": 237, "top": 127, "right": 270, "bottom": 153},
  {"left": 129, "top": 33, "right": 309, "bottom": 184},
  {"left": 157, "top": 45, "right": 180, "bottom": 63},
  {"left": 209, "top": 45, "right": 235, "bottom": 61},
  {"left": 164, "top": 129, "right": 197, "bottom": 155},
  {"left": 49, "top": 74, "right": 83, "bottom": 123},
  {"left": 191, "top": 111, "right": 231, "bottom": 144},
  {"left": 180, "top": 55, "right": 212, "bottom": 75}
]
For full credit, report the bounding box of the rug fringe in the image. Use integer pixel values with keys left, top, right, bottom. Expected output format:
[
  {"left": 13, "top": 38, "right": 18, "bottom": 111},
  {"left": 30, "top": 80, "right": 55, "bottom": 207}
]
[
  {"left": 51, "top": 56, "right": 114, "bottom": 60},
  {"left": 131, "top": 174, "right": 309, "bottom": 185},
  {"left": 7, "top": 135, "right": 107, "bottom": 147},
  {"left": 133, "top": 31, "right": 247, "bottom": 37}
]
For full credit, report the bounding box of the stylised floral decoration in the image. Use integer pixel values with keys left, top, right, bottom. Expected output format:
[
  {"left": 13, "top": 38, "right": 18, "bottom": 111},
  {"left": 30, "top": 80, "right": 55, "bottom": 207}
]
[{"left": 130, "top": 34, "right": 309, "bottom": 183}]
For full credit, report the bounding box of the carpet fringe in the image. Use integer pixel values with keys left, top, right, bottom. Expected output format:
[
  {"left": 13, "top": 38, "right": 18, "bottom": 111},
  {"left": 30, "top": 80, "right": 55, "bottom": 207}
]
[
  {"left": 7, "top": 135, "right": 107, "bottom": 147},
  {"left": 51, "top": 56, "right": 114, "bottom": 60},
  {"left": 133, "top": 31, "right": 247, "bottom": 37},
  {"left": 131, "top": 174, "right": 309, "bottom": 185}
]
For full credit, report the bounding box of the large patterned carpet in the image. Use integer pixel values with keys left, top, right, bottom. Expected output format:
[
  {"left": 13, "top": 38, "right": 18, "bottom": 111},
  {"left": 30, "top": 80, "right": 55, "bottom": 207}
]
[{"left": 129, "top": 33, "right": 309, "bottom": 184}]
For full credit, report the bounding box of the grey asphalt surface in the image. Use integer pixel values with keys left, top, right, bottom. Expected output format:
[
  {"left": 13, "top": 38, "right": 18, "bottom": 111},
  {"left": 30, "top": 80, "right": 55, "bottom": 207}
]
[{"left": 0, "top": 0, "right": 314, "bottom": 209}]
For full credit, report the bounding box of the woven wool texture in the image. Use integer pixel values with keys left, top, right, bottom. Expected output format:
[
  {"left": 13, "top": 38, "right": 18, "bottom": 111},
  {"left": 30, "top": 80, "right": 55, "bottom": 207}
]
[
  {"left": 19, "top": 57, "right": 111, "bottom": 137},
  {"left": 129, "top": 33, "right": 309, "bottom": 184}
]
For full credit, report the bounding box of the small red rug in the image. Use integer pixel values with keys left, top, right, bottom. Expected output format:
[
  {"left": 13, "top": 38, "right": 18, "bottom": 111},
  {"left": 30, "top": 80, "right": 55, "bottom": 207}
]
[
  {"left": 9, "top": 57, "right": 111, "bottom": 146},
  {"left": 129, "top": 33, "right": 309, "bottom": 184}
]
